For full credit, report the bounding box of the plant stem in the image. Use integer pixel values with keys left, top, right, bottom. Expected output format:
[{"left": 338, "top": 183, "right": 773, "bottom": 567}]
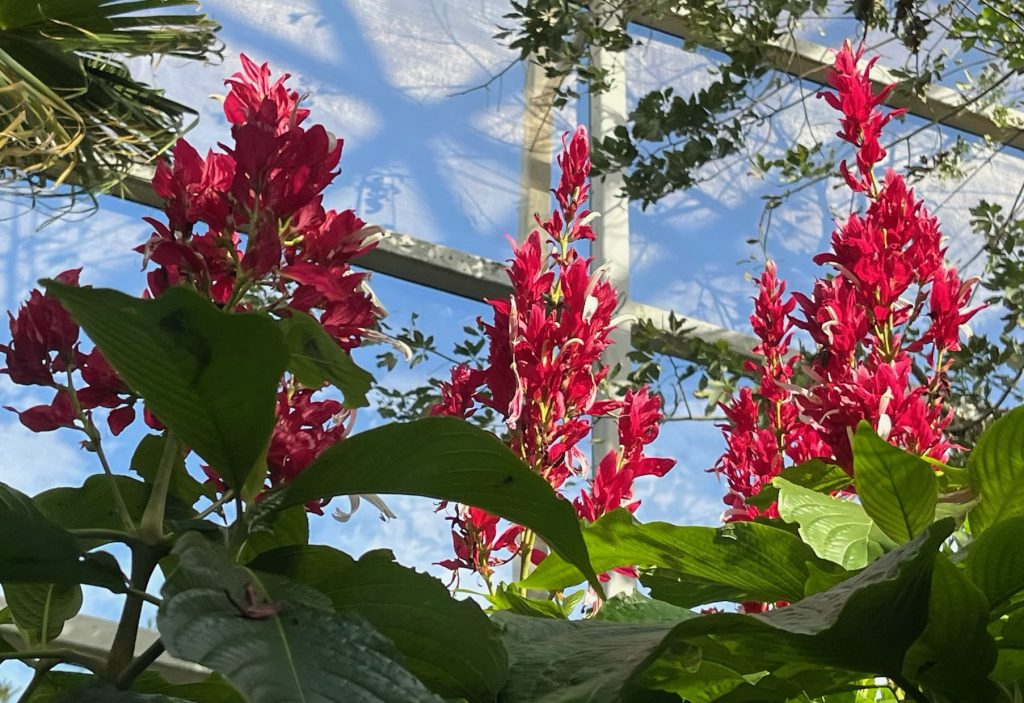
[
  {"left": 518, "top": 529, "right": 537, "bottom": 589},
  {"left": 139, "top": 431, "right": 180, "bottom": 542},
  {"left": 107, "top": 546, "right": 161, "bottom": 681},
  {"left": 1, "top": 649, "right": 103, "bottom": 674},
  {"left": 69, "top": 528, "right": 143, "bottom": 546},
  {"left": 115, "top": 639, "right": 165, "bottom": 690},
  {"left": 17, "top": 661, "right": 56, "bottom": 703},
  {"left": 196, "top": 489, "right": 234, "bottom": 520}
]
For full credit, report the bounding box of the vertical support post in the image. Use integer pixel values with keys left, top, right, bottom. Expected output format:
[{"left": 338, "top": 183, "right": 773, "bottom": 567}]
[
  {"left": 518, "top": 58, "right": 557, "bottom": 241},
  {"left": 588, "top": 0, "right": 633, "bottom": 598}
]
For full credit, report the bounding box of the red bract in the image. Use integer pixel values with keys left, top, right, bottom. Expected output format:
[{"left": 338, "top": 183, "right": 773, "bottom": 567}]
[
  {"left": 4, "top": 57, "right": 383, "bottom": 515},
  {"left": 2, "top": 271, "right": 139, "bottom": 436},
  {"left": 713, "top": 42, "right": 982, "bottom": 520},
  {"left": 432, "top": 126, "right": 675, "bottom": 583}
]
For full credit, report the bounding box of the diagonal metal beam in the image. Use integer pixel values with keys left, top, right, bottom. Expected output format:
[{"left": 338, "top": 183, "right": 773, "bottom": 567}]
[
  {"left": 629, "top": 10, "right": 1024, "bottom": 151},
  {"left": 99, "top": 167, "right": 757, "bottom": 360}
]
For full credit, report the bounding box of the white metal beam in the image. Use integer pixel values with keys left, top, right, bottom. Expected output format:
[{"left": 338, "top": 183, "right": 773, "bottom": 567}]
[
  {"left": 96, "top": 168, "right": 757, "bottom": 360},
  {"left": 629, "top": 10, "right": 1024, "bottom": 150},
  {"left": 518, "top": 57, "right": 558, "bottom": 241}
]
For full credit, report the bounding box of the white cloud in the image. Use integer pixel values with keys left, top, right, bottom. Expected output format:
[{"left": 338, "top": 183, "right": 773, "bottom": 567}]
[
  {"left": 0, "top": 421, "right": 88, "bottom": 496},
  {"left": 429, "top": 136, "right": 519, "bottom": 234},
  {"left": 206, "top": 0, "right": 339, "bottom": 64},
  {"left": 346, "top": 0, "right": 516, "bottom": 103}
]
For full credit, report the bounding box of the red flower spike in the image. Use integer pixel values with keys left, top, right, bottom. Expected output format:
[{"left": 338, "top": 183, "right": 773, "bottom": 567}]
[
  {"left": 715, "top": 43, "right": 977, "bottom": 522},
  {"left": 432, "top": 125, "right": 675, "bottom": 580}
]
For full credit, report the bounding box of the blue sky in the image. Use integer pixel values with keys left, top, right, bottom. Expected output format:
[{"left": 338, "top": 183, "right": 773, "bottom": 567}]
[{"left": 2, "top": 0, "right": 1024, "bottom": 691}]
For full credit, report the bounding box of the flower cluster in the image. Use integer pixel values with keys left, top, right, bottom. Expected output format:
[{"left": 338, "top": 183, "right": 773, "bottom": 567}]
[
  {"left": 2, "top": 56, "right": 381, "bottom": 508},
  {"left": 432, "top": 127, "right": 675, "bottom": 581},
  {"left": 715, "top": 41, "right": 983, "bottom": 520}
]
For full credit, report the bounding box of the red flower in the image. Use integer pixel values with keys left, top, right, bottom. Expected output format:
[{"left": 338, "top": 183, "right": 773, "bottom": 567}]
[
  {"left": 1, "top": 270, "right": 81, "bottom": 387},
  {"left": 714, "top": 43, "right": 977, "bottom": 520},
  {"left": 433, "top": 126, "right": 675, "bottom": 578}
]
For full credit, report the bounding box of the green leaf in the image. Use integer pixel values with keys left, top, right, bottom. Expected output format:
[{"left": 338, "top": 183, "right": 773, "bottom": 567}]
[
  {"left": 158, "top": 534, "right": 442, "bottom": 703},
  {"left": 131, "top": 672, "right": 246, "bottom": 703},
  {"left": 968, "top": 405, "right": 1024, "bottom": 533},
  {"left": 775, "top": 477, "right": 894, "bottom": 570},
  {"left": 852, "top": 422, "right": 937, "bottom": 543},
  {"left": 44, "top": 283, "right": 288, "bottom": 490},
  {"left": 274, "top": 416, "right": 600, "bottom": 591},
  {"left": 963, "top": 516, "right": 1024, "bottom": 607},
  {"left": 993, "top": 610, "right": 1024, "bottom": 684},
  {"left": 487, "top": 585, "right": 584, "bottom": 619},
  {"left": 130, "top": 434, "right": 207, "bottom": 507},
  {"left": 594, "top": 592, "right": 699, "bottom": 625},
  {"left": 237, "top": 506, "right": 308, "bottom": 564},
  {"left": 277, "top": 311, "right": 374, "bottom": 408},
  {"left": 250, "top": 544, "right": 507, "bottom": 702},
  {"left": 901, "top": 556, "right": 998, "bottom": 702},
  {"left": 631, "top": 521, "right": 954, "bottom": 697},
  {"left": 640, "top": 568, "right": 753, "bottom": 609},
  {"left": 35, "top": 474, "right": 191, "bottom": 547},
  {"left": 0, "top": 482, "right": 125, "bottom": 592},
  {"left": 494, "top": 612, "right": 697, "bottom": 703},
  {"left": 2, "top": 582, "right": 81, "bottom": 645},
  {"left": 521, "top": 508, "right": 814, "bottom": 603},
  {"left": 746, "top": 460, "right": 851, "bottom": 510}
]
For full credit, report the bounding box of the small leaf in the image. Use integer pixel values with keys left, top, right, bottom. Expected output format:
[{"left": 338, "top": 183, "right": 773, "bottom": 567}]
[
  {"left": 237, "top": 506, "right": 308, "bottom": 563},
  {"left": 274, "top": 417, "right": 600, "bottom": 591},
  {"left": 968, "top": 405, "right": 1024, "bottom": 533},
  {"left": 853, "top": 422, "right": 937, "bottom": 543},
  {"left": 3, "top": 582, "right": 82, "bottom": 645},
  {"left": 521, "top": 508, "right": 815, "bottom": 603},
  {"left": 775, "top": 477, "right": 894, "bottom": 570},
  {"left": 0, "top": 482, "right": 125, "bottom": 592},
  {"left": 277, "top": 310, "right": 374, "bottom": 408},
  {"left": 35, "top": 474, "right": 191, "bottom": 547},
  {"left": 594, "top": 592, "right": 699, "bottom": 625},
  {"left": 44, "top": 283, "right": 288, "bottom": 490},
  {"left": 746, "top": 459, "right": 851, "bottom": 510}
]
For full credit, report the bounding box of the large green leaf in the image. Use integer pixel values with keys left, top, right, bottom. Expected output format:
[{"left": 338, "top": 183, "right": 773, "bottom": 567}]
[
  {"left": 630, "top": 521, "right": 954, "bottom": 698},
  {"left": 44, "top": 283, "right": 288, "bottom": 490},
  {"left": 498, "top": 549, "right": 939, "bottom": 703},
  {"left": 277, "top": 310, "right": 374, "bottom": 408},
  {"left": 521, "top": 508, "right": 814, "bottom": 603},
  {"left": 852, "top": 423, "right": 937, "bottom": 544},
  {"left": 158, "top": 534, "right": 441, "bottom": 703},
  {"left": 968, "top": 405, "right": 1024, "bottom": 534},
  {"left": 901, "top": 556, "right": 998, "bottom": 702},
  {"left": 237, "top": 506, "right": 308, "bottom": 564},
  {"left": 963, "top": 516, "right": 1024, "bottom": 607},
  {"left": 132, "top": 672, "right": 246, "bottom": 703},
  {"left": 494, "top": 612, "right": 696, "bottom": 703},
  {"left": 274, "top": 416, "right": 600, "bottom": 590},
  {"left": 35, "top": 474, "right": 191, "bottom": 547},
  {"left": 2, "top": 581, "right": 81, "bottom": 645},
  {"left": 0, "top": 482, "right": 125, "bottom": 591},
  {"left": 250, "top": 544, "right": 508, "bottom": 702},
  {"left": 775, "top": 477, "right": 894, "bottom": 570}
]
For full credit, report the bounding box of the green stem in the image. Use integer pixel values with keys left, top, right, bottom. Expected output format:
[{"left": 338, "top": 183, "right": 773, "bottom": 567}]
[
  {"left": 1, "top": 648, "right": 103, "bottom": 674},
  {"left": 518, "top": 529, "right": 537, "bottom": 591},
  {"left": 139, "top": 431, "right": 180, "bottom": 542},
  {"left": 115, "top": 639, "right": 165, "bottom": 690},
  {"left": 17, "top": 661, "right": 56, "bottom": 703},
  {"left": 69, "top": 528, "right": 142, "bottom": 546},
  {"left": 65, "top": 373, "right": 134, "bottom": 531},
  {"left": 107, "top": 547, "right": 161, "bottom": 681},
  {"left": 891, "top": 675, "right": 931, "bottom": 703},
  {"left": 195, "top": 489, "right": 234, "bottom": 520}
]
